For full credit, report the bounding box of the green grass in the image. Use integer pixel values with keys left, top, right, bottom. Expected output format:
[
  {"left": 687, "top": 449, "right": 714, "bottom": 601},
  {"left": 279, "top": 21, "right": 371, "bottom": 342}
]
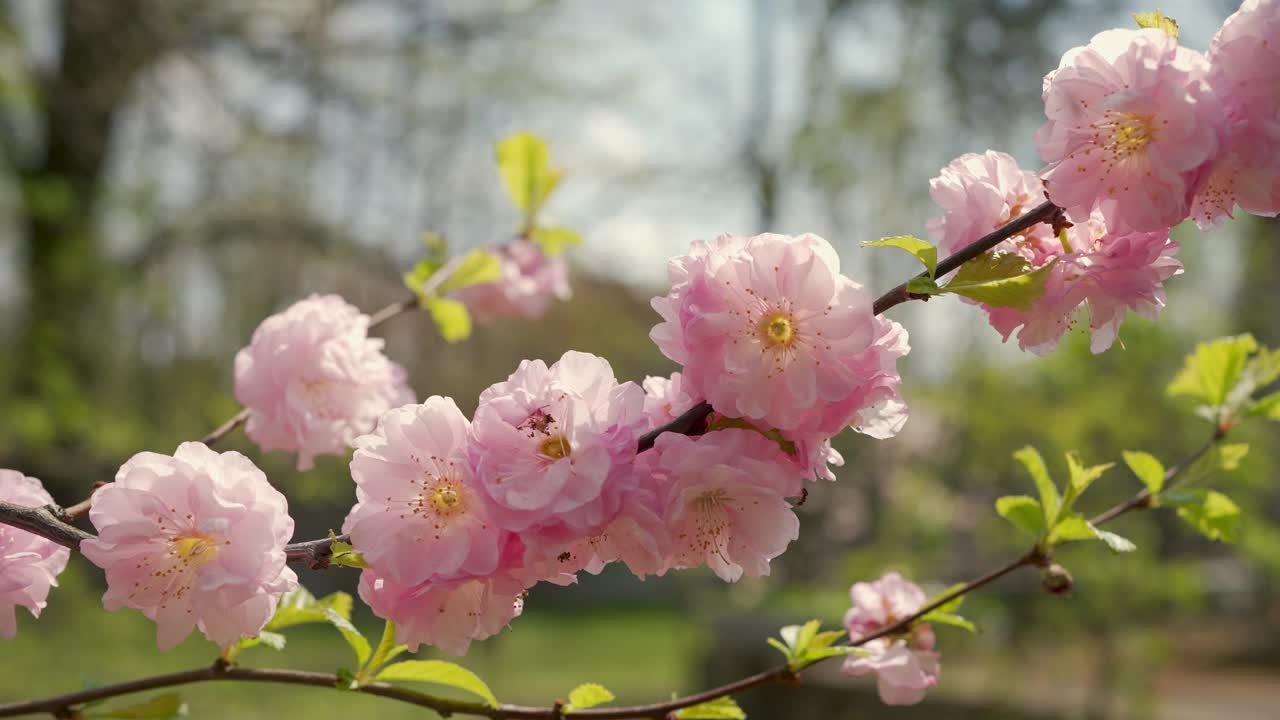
[{"left": 0, "top": 565, "right": 708, "bottom": 718}]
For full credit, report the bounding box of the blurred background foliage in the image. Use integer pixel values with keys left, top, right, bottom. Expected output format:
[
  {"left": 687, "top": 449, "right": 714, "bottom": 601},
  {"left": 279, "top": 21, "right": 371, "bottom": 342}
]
[{"left": 0, "top": 1, "right": 1277, "bottom": 719}]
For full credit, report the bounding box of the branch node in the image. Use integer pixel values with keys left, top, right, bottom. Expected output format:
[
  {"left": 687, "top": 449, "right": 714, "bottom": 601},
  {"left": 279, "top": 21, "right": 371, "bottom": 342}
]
[
  {"left": 552, "top": 699, "right": 566, "bottom": 719},
  {"left": 212, "top": 657, "right": 231, "bottom": 673}
]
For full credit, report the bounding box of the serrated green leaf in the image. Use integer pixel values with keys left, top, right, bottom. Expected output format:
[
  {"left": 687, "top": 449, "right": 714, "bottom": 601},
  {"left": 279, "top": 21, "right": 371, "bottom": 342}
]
[
  {"left": 1247, "top": 392, "right": 1280, "bottom": 420},
  {"left": 1065, "top": 452, "right": 1113, "bottom": 495},
  {"left": 1133, "top": 10, "right": 1179, "bottom": 39},
  {"left": 1167, "top": 334, "right": 1258, "bottom": 408},
  {"left": 531, "top": 226, "right": 582, "bottom": 257},
  {"left": 995, "top": 495, "right": 1044, "bottom": 537},
  {"left": 673, "top": 696, "right": 746, "bottom": 720},
  {"left": 1048, "top": 513, "right": 1097, "bottom": 543},
  {"left": 919, "top": 611, "right": 976, "bottom": 633},
  {"left": 1176, "top": 490, "right": 1241, "bottom": 543},
  {"left": 376, "top": 660, "right": 499, "bottom": 707},
  {"left": 1013, "top": 446, "right": 1059, "bottom": 526},
  {"left": 1216, "top": 443, "right": 1249, "bottom": 471},
  {"left": 426, "top": 297, "right": 473, "bottom": 343},
  {"left": 329, "top": 539, "right": 369, "bottom": 569},
  {"left": 863, "top": 236, "right": 938, "bottom": 278},
  {"left": 437, "top": 249, "right": 503, "bottom": 295},
  {"left": 941, "top": 254, "right": 1055, "bottom": 311},
  {"left": 265, "top": 586, "right": 353, "bottom": 631},
  {"left": 496, "top": 132, "right": 562, "bottom": 221},
  {"left": 906, "top": 276, "right": 943, "bottom": 295},
  {"left": 326, "top": 608, "right": 371, "bottom": 669},
  {"left": 1123, "top": 451, "right": 1166, "bottom": 494},
  {"left": 1093, "top": 527, "right": 1137, "bottom": 553},
  {"left": 88, "top": 694, "right": 186, "bottom": 719},
  {"left": 567, "top": 683, "right": 616, "bottom": 710}
]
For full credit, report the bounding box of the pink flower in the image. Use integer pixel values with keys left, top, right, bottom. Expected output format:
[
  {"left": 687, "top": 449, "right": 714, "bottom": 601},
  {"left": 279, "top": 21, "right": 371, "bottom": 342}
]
[
  {"left": 234, "top": 294, "right": 415, "bottom": 470},
  {"left": 928, "top": 154, "right": 1182, "bottom": 355},
  {"left": 651, "top": 430, "right": 802, "bottom": 582},
  {"left": 469, "top": 351, "right": 647, "bottom": 554},
  {"left": 641, "top": 372, "right": 699, "bottom": 430},
  {"left": 80, "top": 443, "right": 298, "bottom": 650},
  {"left": 343, "top": 398, "right": 502, "bottom": 587},
  {"left": 358, "top": 569, "right": 524, "bottom": 655},
  {"left": 842, "top": 572, "right": 940, "bottom": 706},
  {"left": 453, "top": 239, "right": 572, "bottom": 322},
  {"left": 1035, "top": 28, "right": 1220, "bottom": 233},
  {"left": 651, "top": 233, "right": 892, "bottom": 436},
  {"left": 1191, "top": 0, "right": 1280, "bottom": 227},
  {"left": 560, "top": 453, "right": 671, "bottom": 579},
  {"left": 0, "top": 471, "right": 70, "bottom": 639}
]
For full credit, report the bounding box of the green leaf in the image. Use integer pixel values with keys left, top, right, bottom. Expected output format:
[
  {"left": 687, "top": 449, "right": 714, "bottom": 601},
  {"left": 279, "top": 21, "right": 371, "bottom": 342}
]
[
  {"left": 1013, "top": 446, "right": 1059, "bottom": 526},
  {"left": 362, "top": 621, "right": 408, "bottom": 679},
  {"left": 237, "top": 631, "right": 286, "bottom": 652},
  {"left": 925, "top": 583, "right": 968, "bottom": 615},
  {"left": 326, "top": 608, "right": 371, "bottom": 669},
  {"left": 567, "top": 683, "right": 616, "bottom": 710},
  {"left": 863, "top": 236, "right": 938, "bottom": 278},
  {"left": 531, "top": 226, "right": 582, "bottom": 257},
  {"left": 1247, "top": 391, "right": 1280, "bottom": 420},
  {"left": 1176, "top": 490, "right": 1242, "bottom": 543},
  {"left": 673, "top": 696, "right": 746, "bottom": 720},
  {"left": 1065, "top": 452, "right": 1113, "bottom": 495},
  {"left": 1123, "top": 451, "right": 1166, "bottom": 494},
  {"left": 942, "top": 254, "right": 1055, "bottom": 311},
  {"left": 1133, "top": 10, "right": 1179, "bottom": 39},
  {"left": 426, "top": 297, "right": 473, "bottom": 343},
  {"left": 995, "top": 495, "right": 1044, "bottom": 537},
  {"left": 906, "top": 276, "right": 943, "bottom": 295},
  {"left": 436, "top": 249, "right": 503, "bottom": 295},
  {"left": 88, "top": 694, "right": 187, "bottom": 719},
  {"left": 1048, "top": 514, "right": 1136, "bottom": 553},
  {"left": 1093, "top": 527, "right": 1138, "bottom": 554},
  {"left": 495, "top": 132, "right": 562, "bottom": 221},
  {"left": 402, "top": 259, "right": 443, "bottom": 301},
  {"left": 265, "top": 586, "right": 353, "bottom": 631},
  {"left": 329, "top": 538, "right": 369, "bottom": 569},
  {"left": 1167, "top": 334, "right": 1258, "bottom": 408},
  {"left": 1216, "top": 443, "right": 1249, "bottom": 471},
  {"left": 918, "top": 611, "right": 976, "bottom": 633},
  {"left": 376, "top": 660, "right": 499, "bottom": 707}
]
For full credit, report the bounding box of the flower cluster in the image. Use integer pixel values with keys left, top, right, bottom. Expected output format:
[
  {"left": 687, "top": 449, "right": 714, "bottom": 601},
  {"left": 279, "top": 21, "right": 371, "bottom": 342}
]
[
  {"left": 452, "top": 238, "right": 572, "bottom": 323},
  {"left": 80, "top": 443, "right": 297, "bottom": 650},
  {"left": 235, "top": 294, "right": 415, "bottom": 470},
  {"left": 841, "top": 573, "right": 940, "bottom": 706},
  {"left": 0, "top": 471, "right": 70, "bottom": 639},
  {"left": 929, "top": 151, "right": 1182, "bottom": 354}
]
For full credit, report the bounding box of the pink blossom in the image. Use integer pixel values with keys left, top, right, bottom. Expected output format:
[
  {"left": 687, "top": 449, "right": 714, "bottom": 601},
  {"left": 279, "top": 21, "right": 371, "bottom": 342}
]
[
  {"left": 234, "top": 294, "right": 415, "bottom": 470},
  {"left": 641, "top": 372, "right": 699, "bottom": 430},
  {"left": 80, "top": 443, "right": 298, "bottom": 650},
  {"left": 842, "top": 572, "right": 940, "bottom": 706},
  {"left": 469, "top": 351, "right": 647, "bottom": 555},
  {"left": 1192, "top": 0, "right": 1280, "bottom": 227},
  {"left": 358, "top": 569, "right": 524, "bottom": 655},
  {"left": 651, "top": 233, "right": 895, "bottom": 436},
  {"left": 0, "top": 471, "right": 70, "bottom": 638},
  {"left": 928, "top": 154, "right": 1182, "bottom": 355},
  {"left": 651, "top": 430, "right": 802, "bottom": 582},
  {"left": 559, "top": 453, "right": 671, "bottom": 579},
  {"left": 343, "top": 398, "right": 501, "bottom": 587},
  {"left": 1035, "top": 28, "right": 1220, "bottom": 233},
  {"left": 452, "top": 239, "right": 572, "bottom": 322}
]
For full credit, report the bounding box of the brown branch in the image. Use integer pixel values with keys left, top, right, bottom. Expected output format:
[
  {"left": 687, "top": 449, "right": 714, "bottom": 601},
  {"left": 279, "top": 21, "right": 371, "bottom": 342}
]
[{"left": 871, "top": 200, "right": 1062, "bottom": 316}]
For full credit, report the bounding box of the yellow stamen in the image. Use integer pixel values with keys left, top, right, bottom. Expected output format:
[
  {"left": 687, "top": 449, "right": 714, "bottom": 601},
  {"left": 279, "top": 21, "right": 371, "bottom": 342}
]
[
  {"left": 430, "top": 486, "right": 462, "bottom": 511},
  {"left": 539, "top": 433, "right": 571, "bottom": 460},
  {"left": 760, "top": 314, "right": 795, "bottom": 347},
  {"left": 171, "top": 535, "right": 217, "bottom": 569}
]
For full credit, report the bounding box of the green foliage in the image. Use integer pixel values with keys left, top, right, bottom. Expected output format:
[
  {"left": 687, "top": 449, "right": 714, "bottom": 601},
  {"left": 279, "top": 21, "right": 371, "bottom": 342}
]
[
  {"left": 1167, "top": 334, "right": 1280, "bottom": 424},
  {"left": 917, "top": 584, "right": 977, "bottom": 632},
  {"left": 995, "top": 495, "right": 1044, "bottom": 537},
  {"left": 1216, "top": 442, "right": 1249, "bottom": 471},
  {"left": 942, "top": 254, "right": 1055, "bottom": 310},
  {"left": 326, "top": 609, "right": 372, "bottom": 669},
  {"left": 376, "top": 660, "right": 499, "bottom": 707},
  {"left": 1247, "top": 391, "right": 1280, "bottom": 419},
  {"left": 264, "top": 586, "right": 354, "bottom": 632},
  {"left": 1014, "top": 446, "right": 1060, "bottom": 524},
  {"left": 426, "top": 297, "right": 473, "bottom": 343},
  {"left": 496, "top": 132, "right": 563, "bottom": 226},
  {"left": 566, "top": 683, "right": 616, "bottom": 710},
  {"left": 236, "top": 630, "right": 287, "bottom": 652},
  {"left": 1133, "top": 10, "right": 1179, "bottom": 39},
  {"left": 531, "top": 227, "right": 583, "bottom": 257},
  {"left": 1170, "top": 490, "right": 1242, "bottom": 543},
  {"left": 672, "top": 696, "right": 747, "bottom": 720},
  {"left": 435, "top": 249, "right": 503, "bottom": 296},
  {"left": 766, "top": 619, "right": 861, "bottom": 670},
  {"left": 328, "top": 537, "right": 370, "bottom": 569},
  {"left": 86, "top": 693, "right": 187, "bottom": 719},
  {"left": 1122, "top": 451, "right": 1165, "bottom": 494},
  {"left": 863, "top": 236, "right": 937, "bottom": 278}
]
